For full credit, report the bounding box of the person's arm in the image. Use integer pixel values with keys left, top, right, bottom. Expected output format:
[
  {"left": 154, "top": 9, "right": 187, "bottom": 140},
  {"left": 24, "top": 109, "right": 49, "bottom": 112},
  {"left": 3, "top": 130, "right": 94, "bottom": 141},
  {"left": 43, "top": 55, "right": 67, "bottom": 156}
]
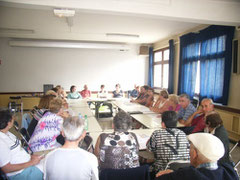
[
  {"left": 94, "top": 136, "right": 101, "bottom": 158},
  {"left": 156, "top": 169, "right": 174, "bottom": 177},
  {"left": 179, "top": 109, "right": 203, "bottom": 126},
  {"left": 1, "top": 155, "right": 43, "bottom": 174},
  {"left": 151, "top": 101, "right": 170, "bottom": 114}
]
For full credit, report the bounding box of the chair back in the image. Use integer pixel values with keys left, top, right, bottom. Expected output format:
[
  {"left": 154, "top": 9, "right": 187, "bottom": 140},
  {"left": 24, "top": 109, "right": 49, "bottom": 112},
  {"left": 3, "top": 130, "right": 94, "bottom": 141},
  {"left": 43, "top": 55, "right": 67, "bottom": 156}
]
[
  {"left": 165, "top": 160, "right": 190, "bottom": 171},
  {"left": 0, "top": 168, "right": 8, "bottom": 180},
  {"left": 79, "top": 134, "right": 94, "bottom": 152},
  {"left": 100, "top": 165, "right": 150, "bottom": 180},
  {"left": 191, "top": 98, "right": 199, "bottom": 108},
  {"left": 13, "top": 121, "right": 33, "bottom": 154}
]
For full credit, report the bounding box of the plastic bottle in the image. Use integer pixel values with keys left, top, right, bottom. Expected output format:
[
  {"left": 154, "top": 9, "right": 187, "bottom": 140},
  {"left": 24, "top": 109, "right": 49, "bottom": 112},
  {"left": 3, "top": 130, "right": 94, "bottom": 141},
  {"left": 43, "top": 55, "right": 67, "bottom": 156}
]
[{"left": 84, "top": 115, "right": 88, "bottom": 131}]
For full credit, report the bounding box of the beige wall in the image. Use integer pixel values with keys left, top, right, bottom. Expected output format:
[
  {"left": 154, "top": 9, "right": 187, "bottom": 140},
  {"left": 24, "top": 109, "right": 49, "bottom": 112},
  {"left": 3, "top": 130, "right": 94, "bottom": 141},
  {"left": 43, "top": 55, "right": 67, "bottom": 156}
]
[{"left": 154, "top": 25, "right": 240, "bottom": 109}]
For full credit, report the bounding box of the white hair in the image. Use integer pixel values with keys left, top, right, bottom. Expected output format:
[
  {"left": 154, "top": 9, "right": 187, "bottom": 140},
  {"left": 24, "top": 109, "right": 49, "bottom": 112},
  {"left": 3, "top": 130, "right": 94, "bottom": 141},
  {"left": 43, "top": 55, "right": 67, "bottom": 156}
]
[{"left": 62, "top": 116, "right": 84, "bottom": 141}]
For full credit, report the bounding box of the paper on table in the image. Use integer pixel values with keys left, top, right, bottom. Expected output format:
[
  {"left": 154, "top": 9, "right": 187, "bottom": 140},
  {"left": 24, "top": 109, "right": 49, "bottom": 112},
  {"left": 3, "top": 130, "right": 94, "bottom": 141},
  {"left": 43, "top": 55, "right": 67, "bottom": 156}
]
[{"left": 136, "top": 133, "right": 150, "bottom": 150}]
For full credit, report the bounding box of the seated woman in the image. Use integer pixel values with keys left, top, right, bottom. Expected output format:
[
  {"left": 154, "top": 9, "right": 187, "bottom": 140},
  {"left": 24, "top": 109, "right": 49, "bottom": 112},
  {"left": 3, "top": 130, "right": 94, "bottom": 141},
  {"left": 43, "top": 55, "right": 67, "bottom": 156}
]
[
  {"left": 94, "top": 111, "right": 140, "bottom": 170},
  {"left": 113, "top": 83, "right": 123, "bottom": 98},
  {"left": 28, "top": 98, "right": 66, "bottom": 153},
  {"left": 131, "top": 85, "right": 149, "bottom": 106},
  {"left": 150, "top": 90, "right": 169, "bottom": 113},
  {"left": 27, "top": 95, "right": 55, "bottom": 137},
  {"left": 80, "top": 84, "right": 91, "bottom": 98},
  {"left": 205, "top": 112, "right": 232, "bottom": 165},
  {"left": 168, "top": 94, "right": 181, "bottom": 112},
  {"left": 67, "top": 85, "right": 82, "bottom": 99},
  {"left": 145, "top": 88, "right": 154, "bottom": 107},
  {"left": 98, "top": 84, "right": 108, "bottom": 98},
  {"left": 0, "top": 109, "right": 43, "bottom": 180}
]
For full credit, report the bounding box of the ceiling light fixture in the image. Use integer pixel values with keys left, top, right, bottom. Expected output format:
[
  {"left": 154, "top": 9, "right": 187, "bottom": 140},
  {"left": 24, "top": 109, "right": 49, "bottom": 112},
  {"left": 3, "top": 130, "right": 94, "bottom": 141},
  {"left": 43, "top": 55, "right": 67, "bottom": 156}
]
[
  {"left": 9, "top": 40, "right": 130, "bottom": 50},
  {"left": 53, "top": 9, "right": 75, "bottom": 17},
  {"left": 106, "top": 33, "right": 140, "bottom": 38},
  {"left": 0, "top": 28, "right": 34, "bottom": 34}
]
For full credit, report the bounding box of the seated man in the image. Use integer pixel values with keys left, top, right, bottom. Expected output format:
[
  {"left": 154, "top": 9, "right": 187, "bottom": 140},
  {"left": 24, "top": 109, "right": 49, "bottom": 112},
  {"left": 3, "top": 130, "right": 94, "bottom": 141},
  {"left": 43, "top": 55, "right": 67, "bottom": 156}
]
[
  {"left": 0, "top": 109, "right": 43, "bottom": 180},
  {"left": 155, "top": 133, "right": 238, "bottom": 180},
  {"left": 44, "top": 116, "right": 98, "bottom": 180},
  {"left": 179, "top": 98, "right": 214, "bottom": 134},
  {"left": 128, "top": 84, "right": 140, "bottom": 98},
  {"left": 80, "top": 84, "right": 91, "bottom": 98},
  {"left": 177, "top": 94, "right": 196, "bottom": 134},
  {"left": 147, "top": 111, "right": 190, "bottom": 175},
  {"left": 131, "top": 85, "right": 150, "bottom": 106}
]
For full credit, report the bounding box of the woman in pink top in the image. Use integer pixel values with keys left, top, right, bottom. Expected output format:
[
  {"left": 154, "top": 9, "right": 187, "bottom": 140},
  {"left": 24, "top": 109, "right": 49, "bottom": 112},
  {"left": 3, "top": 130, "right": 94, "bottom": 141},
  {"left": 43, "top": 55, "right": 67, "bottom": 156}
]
[{"left": 168, "top": 94, "right": 181, "bottom": 112}]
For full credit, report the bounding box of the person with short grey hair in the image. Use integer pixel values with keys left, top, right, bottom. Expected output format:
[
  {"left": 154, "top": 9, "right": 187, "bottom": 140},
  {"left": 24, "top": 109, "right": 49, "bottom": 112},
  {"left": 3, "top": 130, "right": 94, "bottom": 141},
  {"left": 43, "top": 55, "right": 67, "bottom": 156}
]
[
  {"left": 94, "top": 111, "right": 140, "bottom": 170},
  {"left": 177, "top": 93, "right": 196, "bottom": 123},
  {"left": 113, "top": 110, "right": 132, "bottom": 132},
  {"left": 44, "top": 116, "right": 99, "bottom": 180}
]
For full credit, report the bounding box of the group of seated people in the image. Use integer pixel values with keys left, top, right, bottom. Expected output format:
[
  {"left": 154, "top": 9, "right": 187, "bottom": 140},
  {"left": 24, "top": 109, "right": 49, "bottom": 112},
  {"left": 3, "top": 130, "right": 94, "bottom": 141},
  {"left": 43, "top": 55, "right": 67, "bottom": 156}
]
[
  {"left": 0, "top": 85, "right": 239, "bottom": 180},
  {"left": 66, "top": 83, "right": 132, "bottom": 99}
]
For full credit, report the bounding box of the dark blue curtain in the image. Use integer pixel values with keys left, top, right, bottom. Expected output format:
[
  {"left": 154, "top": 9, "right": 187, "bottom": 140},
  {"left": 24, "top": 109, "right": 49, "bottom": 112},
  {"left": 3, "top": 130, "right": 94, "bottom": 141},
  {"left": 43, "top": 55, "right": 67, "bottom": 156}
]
[
  {"left": 178, "top": 33, "right": 200, "bottom": 99},
  {"left": 148, "top": 47, "right": 154, "bottom": 87},
  {"left": 168, "top": 39, "right": 174, "bottom": 94},
  {"left": 199, "top": 25, "right": 235, "bottom": 105}
]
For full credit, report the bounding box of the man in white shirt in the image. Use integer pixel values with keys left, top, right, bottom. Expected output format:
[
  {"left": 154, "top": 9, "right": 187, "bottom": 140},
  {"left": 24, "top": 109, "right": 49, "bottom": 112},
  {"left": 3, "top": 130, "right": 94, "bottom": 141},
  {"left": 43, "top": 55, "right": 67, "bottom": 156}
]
[{"left": 44, "top": 116, "right": 99, "bottom": 180}]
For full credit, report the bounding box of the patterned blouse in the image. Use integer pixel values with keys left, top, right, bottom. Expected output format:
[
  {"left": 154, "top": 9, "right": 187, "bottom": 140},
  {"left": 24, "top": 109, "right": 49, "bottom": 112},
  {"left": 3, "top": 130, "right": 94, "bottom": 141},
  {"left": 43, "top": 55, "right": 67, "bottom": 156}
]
[
  {"left": 28, "top": 112, "right": 63, "bottom": 152},
  {"left": 98, "top": 132, "right": 140, "bottom": 170}
]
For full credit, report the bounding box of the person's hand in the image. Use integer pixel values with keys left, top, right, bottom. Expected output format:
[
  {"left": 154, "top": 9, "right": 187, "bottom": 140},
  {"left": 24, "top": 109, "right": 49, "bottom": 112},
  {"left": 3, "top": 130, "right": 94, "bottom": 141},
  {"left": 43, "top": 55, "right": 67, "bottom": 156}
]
[
  {"left": 30, "top": 155, "right": 43, "bottom": 166},
  {"left": 195, "top": 109, "right": 203, "bottom": 115},
  {"left": 156, "top": 169, "right": 174, "bottom": 177},
  {"left": 59, "top": 111, "right": 70, "bottom": 118},
  {"left": 178, "top": 119, "right": 185, "bottom": 124}
]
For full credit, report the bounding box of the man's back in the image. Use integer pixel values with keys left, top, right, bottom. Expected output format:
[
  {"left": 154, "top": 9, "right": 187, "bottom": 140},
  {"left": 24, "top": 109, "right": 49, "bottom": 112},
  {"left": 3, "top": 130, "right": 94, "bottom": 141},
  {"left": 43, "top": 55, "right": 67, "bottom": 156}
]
[
  {"left": 156, "top": 163, "right": 238, "bottom": 180},
  {"left": 147, "top": 128, "right": 190, "bottom": 172},
  {"left": 44, "top": 148, "right": 98, "bottom": 180}
]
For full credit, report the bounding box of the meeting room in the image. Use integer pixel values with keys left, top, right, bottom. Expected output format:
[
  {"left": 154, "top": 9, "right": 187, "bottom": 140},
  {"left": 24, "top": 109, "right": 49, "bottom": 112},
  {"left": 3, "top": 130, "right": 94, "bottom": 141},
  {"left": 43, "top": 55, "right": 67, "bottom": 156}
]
[{"left": 0, "top": 0, "right": 240, "bottom": 180}]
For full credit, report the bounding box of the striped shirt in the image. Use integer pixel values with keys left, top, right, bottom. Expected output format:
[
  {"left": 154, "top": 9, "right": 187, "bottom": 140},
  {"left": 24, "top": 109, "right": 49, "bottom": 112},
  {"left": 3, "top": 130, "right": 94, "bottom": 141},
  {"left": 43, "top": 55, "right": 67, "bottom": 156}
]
[
  {"left": 178, "top": 103, "right": 196, "bottom": 121},
  {"left": 147, "top": 128, "right": 190, "bottom": 172}
]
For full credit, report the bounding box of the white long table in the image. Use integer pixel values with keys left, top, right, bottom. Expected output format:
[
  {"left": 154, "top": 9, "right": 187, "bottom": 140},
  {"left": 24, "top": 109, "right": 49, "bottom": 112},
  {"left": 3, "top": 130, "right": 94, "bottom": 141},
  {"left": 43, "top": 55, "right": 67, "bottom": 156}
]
[
  {"left": 131, "top": 113, "right": 162, "bottom": 129},
  {"left": 113, "top": 99, "right": 154, "bottom": 114}
]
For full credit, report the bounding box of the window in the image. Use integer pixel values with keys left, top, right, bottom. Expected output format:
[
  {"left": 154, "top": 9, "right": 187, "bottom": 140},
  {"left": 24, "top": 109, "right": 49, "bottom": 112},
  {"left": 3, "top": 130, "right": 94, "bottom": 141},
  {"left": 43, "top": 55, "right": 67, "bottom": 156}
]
[{"left": 153, "top": 48, "right": 169, "bottom": 89}]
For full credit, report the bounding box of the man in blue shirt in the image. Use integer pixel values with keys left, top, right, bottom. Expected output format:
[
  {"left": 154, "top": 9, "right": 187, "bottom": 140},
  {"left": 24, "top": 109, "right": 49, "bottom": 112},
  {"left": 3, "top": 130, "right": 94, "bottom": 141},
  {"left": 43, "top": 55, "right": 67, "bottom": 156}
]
[{"left": 178, "top": 94, "right": 196, "bottom": 122}]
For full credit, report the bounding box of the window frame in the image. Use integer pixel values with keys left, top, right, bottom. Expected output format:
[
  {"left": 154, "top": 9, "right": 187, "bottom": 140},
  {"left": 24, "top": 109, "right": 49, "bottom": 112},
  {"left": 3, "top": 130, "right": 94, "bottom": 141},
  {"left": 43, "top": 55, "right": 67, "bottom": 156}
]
[{"left": 153, "top": 47, "right": 169, "bottom": 89}]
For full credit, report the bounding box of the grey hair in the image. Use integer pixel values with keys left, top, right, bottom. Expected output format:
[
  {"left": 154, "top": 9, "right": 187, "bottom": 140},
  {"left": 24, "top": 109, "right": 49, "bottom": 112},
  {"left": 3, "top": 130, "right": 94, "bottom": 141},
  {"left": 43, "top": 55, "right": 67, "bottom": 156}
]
[
  {"left": 201, "top": 98, "right": 213, "bottom": 105},
  {"left": 113, "top": 111, "right": 132, "bottom": 132},
  {"left": 179, "top": 93, "right": 190, "bottom": 100},
  {"left": 62, "top": 116, "right": 84, "bottom": 141}
]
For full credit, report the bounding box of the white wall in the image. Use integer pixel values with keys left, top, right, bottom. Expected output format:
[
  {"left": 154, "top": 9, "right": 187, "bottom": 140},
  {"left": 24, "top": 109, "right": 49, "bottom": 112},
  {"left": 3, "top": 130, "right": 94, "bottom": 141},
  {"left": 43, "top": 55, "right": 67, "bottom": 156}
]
[{"left": 0, "top": 38, "right": 148, "bottom": 92}]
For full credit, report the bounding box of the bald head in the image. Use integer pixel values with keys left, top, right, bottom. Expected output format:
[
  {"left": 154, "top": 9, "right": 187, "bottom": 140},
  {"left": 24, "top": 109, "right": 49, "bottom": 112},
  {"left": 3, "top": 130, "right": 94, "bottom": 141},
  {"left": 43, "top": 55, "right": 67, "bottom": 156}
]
[{"left": 201, "top": 98, "right": 214, "bottom": 114}]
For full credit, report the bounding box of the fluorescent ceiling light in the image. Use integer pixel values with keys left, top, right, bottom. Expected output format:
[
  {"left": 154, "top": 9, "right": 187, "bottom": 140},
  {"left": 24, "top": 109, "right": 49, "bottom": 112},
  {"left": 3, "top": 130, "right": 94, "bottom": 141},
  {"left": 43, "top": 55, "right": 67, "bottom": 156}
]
[
  {"left": 54, "top": 9, "right": 75, "bottom": 17},
  {"left": 9, "top": 40, "right": 130, "bottom": 50},
  {"left": 106, "top": 33, "right": 140, "bottom": 38},
  {"left": 0, "top": 28, "right": 34, "bottom": 34}
]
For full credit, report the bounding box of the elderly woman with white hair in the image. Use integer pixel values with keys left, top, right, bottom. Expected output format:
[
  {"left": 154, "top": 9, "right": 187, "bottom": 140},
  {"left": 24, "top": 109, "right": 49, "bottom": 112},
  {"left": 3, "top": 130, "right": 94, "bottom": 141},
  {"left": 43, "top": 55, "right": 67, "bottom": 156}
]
[
  {"left": 44, "top": 116, "right": 98, "bottom": 180},
  {"left": 94, "top": 111, "right": 140, "bottom": 170}
]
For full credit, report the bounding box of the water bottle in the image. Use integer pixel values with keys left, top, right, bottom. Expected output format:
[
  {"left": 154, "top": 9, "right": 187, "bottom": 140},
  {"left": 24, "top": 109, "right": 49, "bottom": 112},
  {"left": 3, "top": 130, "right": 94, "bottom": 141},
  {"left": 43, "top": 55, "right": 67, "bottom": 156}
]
[
  {"left": 78, "top": 113, "right": 82, "bottom": 119},
  {"left": 84, "top": 115, "right": 88, "bottom": 131}
]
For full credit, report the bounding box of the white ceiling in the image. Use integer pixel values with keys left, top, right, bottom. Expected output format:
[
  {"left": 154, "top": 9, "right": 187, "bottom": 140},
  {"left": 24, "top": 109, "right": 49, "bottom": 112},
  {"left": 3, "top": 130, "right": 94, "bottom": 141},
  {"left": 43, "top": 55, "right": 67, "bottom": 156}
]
[{"left": 0, "top": 0, "right": 239, "bottom": 44}]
